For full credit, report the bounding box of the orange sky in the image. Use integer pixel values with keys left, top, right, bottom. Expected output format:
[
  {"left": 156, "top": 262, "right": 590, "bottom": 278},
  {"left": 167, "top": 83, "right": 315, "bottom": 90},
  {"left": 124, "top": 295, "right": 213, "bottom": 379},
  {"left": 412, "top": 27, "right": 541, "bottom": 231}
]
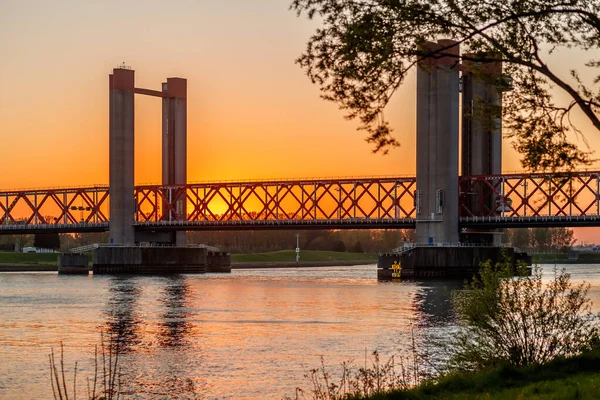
[{"left": 1, "top": 1, "right": 600, "bottom": 242}]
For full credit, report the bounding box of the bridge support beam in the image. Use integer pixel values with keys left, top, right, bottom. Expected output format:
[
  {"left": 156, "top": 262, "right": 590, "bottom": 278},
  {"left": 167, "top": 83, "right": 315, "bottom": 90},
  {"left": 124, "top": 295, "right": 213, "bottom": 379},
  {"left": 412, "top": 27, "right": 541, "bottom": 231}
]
[
  {"left": 161, "top": 78, "right": 187, "bottom": 246},
  {"left": 109, "top": 68, "right": 135, "bottom": 245},
  {"left": 415, "top": 40, "right": 460, "bottom": 244}
]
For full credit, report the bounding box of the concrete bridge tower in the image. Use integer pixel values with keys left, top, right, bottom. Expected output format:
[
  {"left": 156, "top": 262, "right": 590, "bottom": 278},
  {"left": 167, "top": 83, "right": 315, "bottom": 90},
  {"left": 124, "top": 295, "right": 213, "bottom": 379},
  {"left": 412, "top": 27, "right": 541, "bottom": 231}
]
[
  {"left": 108, "top": 68, "right": 188, "bottom": 245},
  {"left": 461, "top": 56, "right": 504, "bottom": 245},
  {"left": 161, "top": 78, "right": 187, "bottom": 246},
  {"left": 109, "top": 67, "right": 135, "bottom": 245},
  {"left": 415, "top": 40, "right": 460, "bottom": 245}
]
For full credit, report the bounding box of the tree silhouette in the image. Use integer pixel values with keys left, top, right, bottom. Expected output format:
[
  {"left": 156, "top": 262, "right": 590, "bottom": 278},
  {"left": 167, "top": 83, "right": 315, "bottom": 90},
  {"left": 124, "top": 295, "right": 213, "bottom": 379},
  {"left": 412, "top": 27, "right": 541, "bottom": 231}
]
[{"left": 291, "top": 0, "right": 600, "bottom": 170}]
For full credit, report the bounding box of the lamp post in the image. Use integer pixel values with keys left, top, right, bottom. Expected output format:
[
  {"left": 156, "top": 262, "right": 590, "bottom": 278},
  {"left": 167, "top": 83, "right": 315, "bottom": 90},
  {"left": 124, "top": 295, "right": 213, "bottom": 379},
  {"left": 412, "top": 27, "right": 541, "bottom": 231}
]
[
  {"left": 335, "top": 187, "right": 342, "bottom": 220},
  {"left": 295, "top": 233, "right": 300, "bottom": 263}
]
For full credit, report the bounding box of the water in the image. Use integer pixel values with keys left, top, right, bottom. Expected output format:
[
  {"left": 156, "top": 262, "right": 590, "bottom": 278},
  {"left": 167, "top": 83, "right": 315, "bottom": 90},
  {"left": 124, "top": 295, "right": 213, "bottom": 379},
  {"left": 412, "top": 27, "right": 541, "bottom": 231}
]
[{"left": 1, "top": 264, "right": 599, "bottom": 399}]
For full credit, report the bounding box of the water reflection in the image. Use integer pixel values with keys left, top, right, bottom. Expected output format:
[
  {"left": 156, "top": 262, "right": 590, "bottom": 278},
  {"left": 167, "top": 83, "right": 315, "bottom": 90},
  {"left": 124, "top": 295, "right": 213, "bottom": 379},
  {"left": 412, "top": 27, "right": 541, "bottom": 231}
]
[
  {"left": 157, "top": 276, "right": 192, "bottom": 348},
  {"left": 104, "top": 276, "right": 143, "bottom": 350},
  {"left": 140, "top": 276, "right": 205, "bottom": 399},
  {"left": 412, "top": 279, "right": 463, "bottom": 327},
  {"left": 4, "top": 266, "right": 505, "bottom": 399},
  {"left": 408, "top": 279, "right": 464, "bottom": 367}
]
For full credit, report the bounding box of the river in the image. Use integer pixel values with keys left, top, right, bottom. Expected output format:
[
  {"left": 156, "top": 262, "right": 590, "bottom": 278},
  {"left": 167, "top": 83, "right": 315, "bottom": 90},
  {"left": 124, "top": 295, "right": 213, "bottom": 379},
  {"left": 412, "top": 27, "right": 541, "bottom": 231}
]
[{"left": 1, "top": 264, "right": 599, "bottom": 399}]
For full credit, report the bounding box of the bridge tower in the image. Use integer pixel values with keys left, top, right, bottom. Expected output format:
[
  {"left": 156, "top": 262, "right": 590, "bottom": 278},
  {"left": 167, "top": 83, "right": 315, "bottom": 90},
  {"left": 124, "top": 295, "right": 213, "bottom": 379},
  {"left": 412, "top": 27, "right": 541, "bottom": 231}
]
[
  {"left": 161, "top": 78, "right": 187, "bottom": 246},
  {"left": 109, "top": 68, "right": 136, "bottom": 245},
  {"left": 415, "top": 40, "right": 460, "bottom": 245},
  {"left": 108, "top": 67, "right": 188, "bottom": 245},
  {"left": 461, "top": 56, "right": 504, "bottom": 245}
]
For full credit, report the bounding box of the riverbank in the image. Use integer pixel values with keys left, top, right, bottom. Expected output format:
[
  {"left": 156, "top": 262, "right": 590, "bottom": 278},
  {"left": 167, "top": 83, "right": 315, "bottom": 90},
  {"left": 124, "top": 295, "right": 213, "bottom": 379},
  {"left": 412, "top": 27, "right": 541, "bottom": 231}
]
[
  {"left": 358, "top": 351, "right": 600, "bottom": 399},
  {"left": 0, "top": 250, "right": 376, "bottom": 272},
  {"left": 232, "top": 260, "right": 373, "bottom": 269},
  {"left": 0, "top": 252, "right": 62, "bottom": 272},
  {"left": 533, "top": 253, "right": 600, "bottom": 264}
]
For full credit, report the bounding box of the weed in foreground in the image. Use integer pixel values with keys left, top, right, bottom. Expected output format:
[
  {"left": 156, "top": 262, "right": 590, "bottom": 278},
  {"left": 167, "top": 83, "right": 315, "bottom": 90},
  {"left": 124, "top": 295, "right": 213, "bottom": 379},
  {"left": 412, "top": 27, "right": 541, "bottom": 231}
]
[
  {"left": 49, "top": 333, "right": 123, "bottom": 400},
  {"left": 289, "top": 342, "right": 435, "bottom": 400}
]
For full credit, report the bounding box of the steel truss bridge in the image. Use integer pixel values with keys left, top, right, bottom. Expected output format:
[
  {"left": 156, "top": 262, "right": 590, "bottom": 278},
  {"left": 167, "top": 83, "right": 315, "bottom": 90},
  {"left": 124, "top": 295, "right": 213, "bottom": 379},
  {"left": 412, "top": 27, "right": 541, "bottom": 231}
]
[{"left": 2, "top": 171, "right": 600, "bottom": 234}]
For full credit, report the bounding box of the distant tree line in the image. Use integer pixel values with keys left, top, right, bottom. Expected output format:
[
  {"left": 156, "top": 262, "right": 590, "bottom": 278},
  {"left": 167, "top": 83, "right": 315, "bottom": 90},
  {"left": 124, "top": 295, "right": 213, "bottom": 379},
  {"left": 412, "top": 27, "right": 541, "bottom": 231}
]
[
  {"left": 0, "top": 227, "right": 578, "bottom": 254},
  {"left": 0, "top": 232, "right": 109, "bottom": 252},
  {"left": 0, "top": 229, "right": 412, "bottom": 254},
  {"left": 504, "top": 227, "right": 576, "bottom": 253},
  {"left": 187, "top": 229, "right": 414, "bottom": 254},
  {"left": 33, "top": 233, "right": 61, "bottom": 250}
]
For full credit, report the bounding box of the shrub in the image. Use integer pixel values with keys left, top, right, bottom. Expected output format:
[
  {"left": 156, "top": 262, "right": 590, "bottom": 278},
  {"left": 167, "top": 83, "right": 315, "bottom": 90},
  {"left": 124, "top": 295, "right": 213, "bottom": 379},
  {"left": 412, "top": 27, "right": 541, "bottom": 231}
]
[
  {"left": 290, "top": 331, "right": 437, "bottom": 400},
  {"left": 450, "top": 259, "right": 600, "bottom": 371}
]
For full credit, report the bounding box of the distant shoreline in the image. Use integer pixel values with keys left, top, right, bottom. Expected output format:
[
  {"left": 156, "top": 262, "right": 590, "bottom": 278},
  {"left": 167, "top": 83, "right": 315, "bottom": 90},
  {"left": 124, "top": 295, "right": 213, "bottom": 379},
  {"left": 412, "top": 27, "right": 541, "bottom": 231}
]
[
  {"left": 0, "top": 249, "right": 377, "bottom": 272},
  {"left": 0, "top": 264, "right": 59, "bottom": 272},
  {"left": 231, "top": 260, "right": 374, "bottom": 269},
  {"left": 8, "top": 259, "right": 600, "bottom": 273},
  {"left": 0, "top": 259, "right": 375, "bottom": 273}
]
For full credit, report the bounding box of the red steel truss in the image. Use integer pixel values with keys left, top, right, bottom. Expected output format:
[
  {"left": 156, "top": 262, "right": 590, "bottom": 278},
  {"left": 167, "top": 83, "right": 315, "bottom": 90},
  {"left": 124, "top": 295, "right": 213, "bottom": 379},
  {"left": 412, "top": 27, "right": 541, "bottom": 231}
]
[
  {"left": 0, "top": 177, "right": 417, "bottom": 232},
  {"left": 0, "top": 186, "right": 109, "bottom": 229},
  {"left": 459, "top": 171, "right": 600, "bottom": 219},
  {"left": 134, "top": 177, "right": 417, "bottom": 228},
  {"left": 4, "top": 172, "right": 600, "bottom": 233}
]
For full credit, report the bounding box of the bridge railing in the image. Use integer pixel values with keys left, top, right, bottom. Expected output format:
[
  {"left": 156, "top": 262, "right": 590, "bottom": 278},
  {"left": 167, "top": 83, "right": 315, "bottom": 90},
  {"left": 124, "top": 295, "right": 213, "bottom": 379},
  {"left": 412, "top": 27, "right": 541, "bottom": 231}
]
[
  {"left": 69, "top": 242, "right": 222, "bottom": 253},
  {"left": 0, "top": 222, "right": 107, "bottom": 232}
]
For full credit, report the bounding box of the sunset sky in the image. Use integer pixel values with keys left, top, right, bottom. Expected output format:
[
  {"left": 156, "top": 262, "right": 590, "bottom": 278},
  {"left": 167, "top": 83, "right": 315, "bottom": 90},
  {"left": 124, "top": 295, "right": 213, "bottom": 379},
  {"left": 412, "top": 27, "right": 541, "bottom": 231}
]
[{"left": 2, "top": 0, "right": 600, "bottom": 241}]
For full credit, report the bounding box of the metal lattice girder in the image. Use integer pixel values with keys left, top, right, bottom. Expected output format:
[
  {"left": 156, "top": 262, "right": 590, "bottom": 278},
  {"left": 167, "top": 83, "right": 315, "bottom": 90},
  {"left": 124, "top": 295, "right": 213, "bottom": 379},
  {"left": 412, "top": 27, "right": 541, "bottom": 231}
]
[
  {"left": 134, "top": 177, "right": 417, "bottom": 224},
  {"left": 459, "top": 172, "right": 600, "bottom": 218},
  {"left": 0, "top": 186, "right": 110, "bottom": 227},
  {"left": 5, "top": 172, "right": 600, "bottom": 232}
]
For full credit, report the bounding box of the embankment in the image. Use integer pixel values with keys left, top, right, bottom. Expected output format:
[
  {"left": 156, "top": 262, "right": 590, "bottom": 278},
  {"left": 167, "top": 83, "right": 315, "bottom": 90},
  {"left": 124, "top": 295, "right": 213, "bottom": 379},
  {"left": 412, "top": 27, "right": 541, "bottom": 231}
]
[{"left": 0, "top": 250, "right": 376, "bottom": 272}]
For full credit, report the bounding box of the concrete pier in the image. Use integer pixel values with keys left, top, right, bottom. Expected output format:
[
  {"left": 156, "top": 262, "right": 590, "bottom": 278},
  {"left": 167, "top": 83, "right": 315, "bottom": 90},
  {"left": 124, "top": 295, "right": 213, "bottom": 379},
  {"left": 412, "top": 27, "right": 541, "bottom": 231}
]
[
  {"left": 93, "top": 246, "right": 206, "bottom": 275},
  {"left": 91, "top": 246, "right": 232, "bottom": 275},
  {"left": 206, "top": 251, "right": 232, "bottom": 273},
  {"left": 416, "top": 40, "right": 460, "bottom": 245},
  {"left": 58, "top": 253, "right": 89, "bottom": 275},
  {"left": 377, "top": 246, "right": 531, "bottom": 280},
  {"left": 109, "top": 68, "right": 135, "bottom": 245}
]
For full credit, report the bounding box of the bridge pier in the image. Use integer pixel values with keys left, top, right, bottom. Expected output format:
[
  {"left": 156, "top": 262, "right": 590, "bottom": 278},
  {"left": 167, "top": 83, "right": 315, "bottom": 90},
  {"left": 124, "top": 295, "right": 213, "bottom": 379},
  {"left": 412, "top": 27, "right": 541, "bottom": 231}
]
[
  {"left": 57, "top": 253, "right": 89, "bottom": 275},
  {"left": 91, "top": 246, "right": 231, "bottom": 275},
  {"left": 389, "top": 40, "right": 528, "bottom": 280},
  {"left": 93, "top": 246, "right": 206, "bottom": 274},
  {"left": 378, "top": 247, "right": 531, "bottom": 280}
]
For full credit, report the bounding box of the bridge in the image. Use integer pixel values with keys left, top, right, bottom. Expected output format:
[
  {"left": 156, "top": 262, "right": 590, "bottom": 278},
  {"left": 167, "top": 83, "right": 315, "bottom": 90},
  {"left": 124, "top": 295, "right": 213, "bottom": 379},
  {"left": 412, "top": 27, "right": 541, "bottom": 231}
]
[
  {"left": 2, "top": 45, "right": 599, "bottom": 247},
  {"left": 2, "top": 171, "right": 600, "bottom": 235}
]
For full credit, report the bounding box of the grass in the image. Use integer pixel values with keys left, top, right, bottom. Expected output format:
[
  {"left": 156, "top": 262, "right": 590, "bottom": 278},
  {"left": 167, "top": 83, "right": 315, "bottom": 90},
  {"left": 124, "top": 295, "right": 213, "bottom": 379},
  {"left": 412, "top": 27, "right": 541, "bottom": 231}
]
[
  {"left": 0, "top": 250, "right": 376, "bottom": 265},
  {"left": 231, "top": 250, "right": 377, "bottom": 263},
  {"left": 533, "top": 253, "right": 600, "bottom": 263},
  {"left": 0, "top": 251, "right": 60, "bottom": 265},
  {"left": 532, "top": 253, "right": 569, "bottom": 263},
  {"left": 576, "top": 253, "right": 600, "bottom": 261},
  {"left": 358, "top": 351, "right": 600, "bottom": 400}
]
